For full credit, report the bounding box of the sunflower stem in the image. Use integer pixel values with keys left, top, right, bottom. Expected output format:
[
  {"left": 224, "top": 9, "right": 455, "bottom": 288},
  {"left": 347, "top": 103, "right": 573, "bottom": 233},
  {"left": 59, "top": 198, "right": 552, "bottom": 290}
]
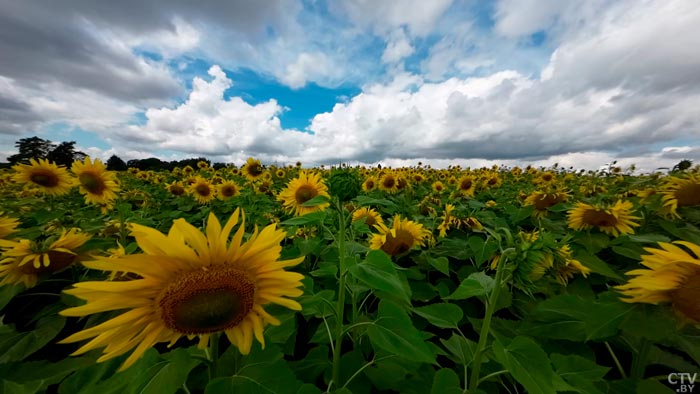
[
  {"left": 331, "top": 198, "right": 348, "bottom": 390},
  {"left": 604, "top": 341, "right": 627, "bottom": 379},
  {"left": 468, "top": 248, "right": 507, "bottom": 393}
]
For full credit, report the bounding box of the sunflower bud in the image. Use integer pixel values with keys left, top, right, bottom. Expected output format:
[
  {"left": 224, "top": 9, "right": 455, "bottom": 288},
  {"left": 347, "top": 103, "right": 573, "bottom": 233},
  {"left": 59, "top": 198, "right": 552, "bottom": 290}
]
[{"left": 328, "top": 170, "right": 361, "bottom": 201}]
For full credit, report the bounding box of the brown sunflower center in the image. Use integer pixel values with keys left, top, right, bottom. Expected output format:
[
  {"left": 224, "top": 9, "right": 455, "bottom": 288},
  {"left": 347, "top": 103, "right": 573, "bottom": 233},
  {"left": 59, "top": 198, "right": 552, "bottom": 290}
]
[
  {"left": 360, "top": 214, "right": 377, "bottom": 227},
  {"left": 670, "top": 266, "right": 700, "bottom": 323},
  {"left": 247, "top": 164, "right": 263, "bottom": 177},
  {"left": 169, "top": 185, "right": 185, "bottom": 196},
  {"left": 365, "top": 180, "right": 375, "bottom": 189},
  {"left": 19, "top": 250, "right": 77, "bottom": 275},
  {"left": 220, "top": 185, "right": 237, "bottom": 197},
  {"left": 459, "top": 179, "right": 472, "bottom": 190},
  {"left": 675, "top": 183, "right": 700, "bottom": 207},
  {"left": 294, "top": 184, "right": 318, "bottom": 204},
  {"left": 542, "top": 174, "right": 553, "bottom": 182},
  {"left": 157, "top": 266, "right": 255, "bottom": 334},
  {"left": 79, "top": 172, "right": 106, "bottom": 194},
  {"left": 29, "top": 169, "right": 60, "bottom": 187},
  {"left": 382, "top": 177, "right": 395, "bottom": 188},
  {"left": 582, "top": 209, "right": 618, "bottom": 227},
  {"left": 195, "top": 184, "right": 211, "bottom": 196},
  {"left": 487, "top": 177, "right": 498, "bottom": 186},
  {"left": 534, "top": 194, "right": 563, "bottom": 210},
  {"left": 380, "top": 229, "right": 415, "bottom": 256}
]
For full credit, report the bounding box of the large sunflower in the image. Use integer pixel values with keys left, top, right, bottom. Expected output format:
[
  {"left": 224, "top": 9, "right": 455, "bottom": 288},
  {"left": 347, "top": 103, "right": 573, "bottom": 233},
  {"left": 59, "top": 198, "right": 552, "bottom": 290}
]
[
  {"left": 277, "top": 171, "right": 330, "bottom": 216},
  {"left": 60, "top": 209, "right": 305, "bottom": 371},
  {"left": 0, "top": 213, "right": 19, "bottom": 239},
  {"left": 370, "top": 215, "right": 430, "bottom": 256},
  {"left": 189, "top": 177, "right": 216, "bottom": 204},
  {"left": 0, "top": 229, "right": 91, "bottom": 288},
  {"left": 242, "top": 157, "right": 265, "bottom": 181},
  {"left": 12, "top": 158, "right": 74, "bottom": 196},
  {"left": 660, "top": 174, "right": 700, "bottom": 218},
  {"left": 567, "top": 200, "right": 640, "bottom": 237},
  {"left": 71, "top": 157, "right": 120, "bottom": 205},
  {"left": 617, "top": 241, "right": 700, "bottom": 324}
]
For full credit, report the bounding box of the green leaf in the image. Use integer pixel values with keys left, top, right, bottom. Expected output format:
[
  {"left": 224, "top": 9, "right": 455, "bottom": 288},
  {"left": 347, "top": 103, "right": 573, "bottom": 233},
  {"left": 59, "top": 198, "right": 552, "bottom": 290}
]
[
  {"left": 636, "top": 379, "right": 675, "bottom": 394},
  {"left": 0, "top": 285, "right": 22, "bottom": 311},
  {"left": 132, "top": 348, "right": 201, "bottom": 394},
  {"left": 367, "top": 300, "right": 436, "bottom": 364},
  {"left": 551, "top": 354, "right": 609, "bottom": 381},
  {"left": 354, "top": 196, "right": 397, "bottom": 208},
  {"left": 349, "top": 250, "right": 411, "bottom": 305},
  {"left": 492, "top": 336, "right": 558, "bottom": 394},
  {"left": 520, "top": 294, "right": 634, "bottom": 341},
  {"left": 443, "top": 272, "right": 494, "bottom": 300},
  {"left": 467, "top": 236, "right": 499, "bottom": 266},
  {"left": 427, "top": 256, "right": 450, "bottom": 276},
  {"left": 1, "top": 380, "right": 45, "bottom": 394},
  {"left": 205, "top": 346, "right": 302, "bottom": 394},
  {"left": 300, "top": 195, "right": 330, "bottom": 207},
  {"left": 627, "top": 234, "right": 671, "bottom": 243},
  {"left": 413, "top": 303, "right": 463, "bottom": 329},
  {"left": 0, "top": 356, "right": 95, "bottom": 389},
  {"left": 575, "top": 251, "right": 623, "bottom": 280},
  {"left": 574, "top": 233, "right": 610, "bottom": 254},
  {"left": 430, "top": 368, "right": 462, "bottom": 394},
  {"left": 440, "top": 334, "right": 477, "bottom": 366},
  {"left": 280, "top": 211, "right": 327, "bottom": 226},
  {"left": 612, "top": 244, "right": 645, "bottom": 260},
  {"left": 0, "top": 315, "right": 65, "bottom": 363}
]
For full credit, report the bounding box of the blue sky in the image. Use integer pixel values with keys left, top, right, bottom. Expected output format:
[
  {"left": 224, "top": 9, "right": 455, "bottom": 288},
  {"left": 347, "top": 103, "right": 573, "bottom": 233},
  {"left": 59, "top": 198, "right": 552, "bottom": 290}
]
[{"left": 0, "top": 0, "right": 698, "bottom": 171}]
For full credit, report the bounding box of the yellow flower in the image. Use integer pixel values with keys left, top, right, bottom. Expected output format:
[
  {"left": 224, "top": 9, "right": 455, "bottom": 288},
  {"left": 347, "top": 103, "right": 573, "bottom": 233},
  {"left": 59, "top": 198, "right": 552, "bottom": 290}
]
[
  {"left": 12, "top": 158, "right": 74, "bottom": 196},
  {"left": 0, "top": 229, "right": 91, "bottom": 288},
  {"left": 242, "top": 158, "right": 264, "bottom": 181},
  {"left": 217, "top": 180, "right": 241, "bottom": 200},
  {"left": 277, "top": 171, "right": 330, "bottom": 216},
  {"left": 378, "top": 172, "right": 399, "bottom": 194},
  {"left": 362, "top": 176, "right": 377, "bottom": 192},
  {"left": 524, "top": 191, "right": 568, "bottom": 218},
  {"left": 352, "top": 207, "right": 384, "bottom": 227},
  {"left": 617, "top": 241, "right": 700, "bottom": 324},
  {"left": 166, "top": 181, "right": 186, "bottom": 196},
  {"left": 189, "top": 177, "right": 215, "bottom": 204},
  {"left": 567, "top": 200, "right": 640, "bottom": 237},
  {"left": 197, "top": 160, "right": 209, "bottom": 169},
  {"left": 437, "top": 204, "right": 457, "bottom": 238},
  {"left": 554, "top": 245, "right": 590, "bottom": 285},
  {"left": 431, "top": 181, "right": 445, "bottom": 193},
  {"left": 370, "top": 215, "right": 430, "bottom": 256},
  {"left": 71, "top": 157, "right": 120, "bottom": 205},
  {"left": 485, "top": 200, "right": 497, "bottom": 208},
  {"left": 59, "top": 209, "right": 305, "bottom": 371},
  {"left": 0, "top": 213, "right": 19, "bottom": 239},
  {"left": 660, "top": 174, "right": 700, "bottom": 218},
  {"left": 456, "top": 175, "right": 476, "bottom": 197}
]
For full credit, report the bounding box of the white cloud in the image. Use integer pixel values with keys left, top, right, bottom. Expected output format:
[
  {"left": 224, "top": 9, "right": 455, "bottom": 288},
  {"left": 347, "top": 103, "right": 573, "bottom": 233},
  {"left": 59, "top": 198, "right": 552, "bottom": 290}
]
[
  {"left": 280, "top": 52, "right": 339, "bottom": 89},
  {"left": 382, "top": 28, "right": 415, "bottom": 64},
  {"left": 130, "top": 66, "right": 313, "bottom": 159},
  {"left": 331, "top": 0, "right": 454, "bottom": 36}
]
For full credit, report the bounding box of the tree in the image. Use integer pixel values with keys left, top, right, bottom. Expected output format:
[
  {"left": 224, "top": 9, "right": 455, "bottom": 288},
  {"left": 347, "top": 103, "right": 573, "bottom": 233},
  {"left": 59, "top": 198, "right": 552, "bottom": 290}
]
[
  {"left": 7, "top": 137, "right": 55, "bottom": 164},
  {"left": 46, "top": 141, "right": 86, "bottom": 166},
  {"left": 106, "top": 155, "right": 128, "bottom": 171}
]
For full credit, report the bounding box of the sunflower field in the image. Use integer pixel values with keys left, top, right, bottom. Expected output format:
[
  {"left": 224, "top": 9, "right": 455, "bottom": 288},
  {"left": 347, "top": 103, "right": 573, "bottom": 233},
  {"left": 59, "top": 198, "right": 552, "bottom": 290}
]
[{"left": 1, "top": 157, "right": 699, "bottom": 394}]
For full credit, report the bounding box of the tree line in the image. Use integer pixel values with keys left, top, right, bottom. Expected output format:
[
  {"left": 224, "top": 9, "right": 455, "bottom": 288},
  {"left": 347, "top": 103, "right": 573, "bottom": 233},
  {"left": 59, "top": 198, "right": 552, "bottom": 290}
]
[{"left": 3, "top": 136, "right": 225, "bottom": 171}]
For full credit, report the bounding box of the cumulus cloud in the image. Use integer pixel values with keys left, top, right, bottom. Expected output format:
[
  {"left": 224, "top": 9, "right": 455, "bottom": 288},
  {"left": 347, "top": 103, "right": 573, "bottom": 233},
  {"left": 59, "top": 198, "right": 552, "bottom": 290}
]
[{"left": 128, "top": 66, "right": 312, "bottom": 160}]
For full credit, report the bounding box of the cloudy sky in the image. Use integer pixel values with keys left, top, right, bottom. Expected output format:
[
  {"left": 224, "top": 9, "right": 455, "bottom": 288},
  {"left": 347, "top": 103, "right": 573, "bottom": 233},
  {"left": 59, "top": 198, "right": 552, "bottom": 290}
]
[{"left": 1, "top": 0, "right": 699, "bottom": 171}]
